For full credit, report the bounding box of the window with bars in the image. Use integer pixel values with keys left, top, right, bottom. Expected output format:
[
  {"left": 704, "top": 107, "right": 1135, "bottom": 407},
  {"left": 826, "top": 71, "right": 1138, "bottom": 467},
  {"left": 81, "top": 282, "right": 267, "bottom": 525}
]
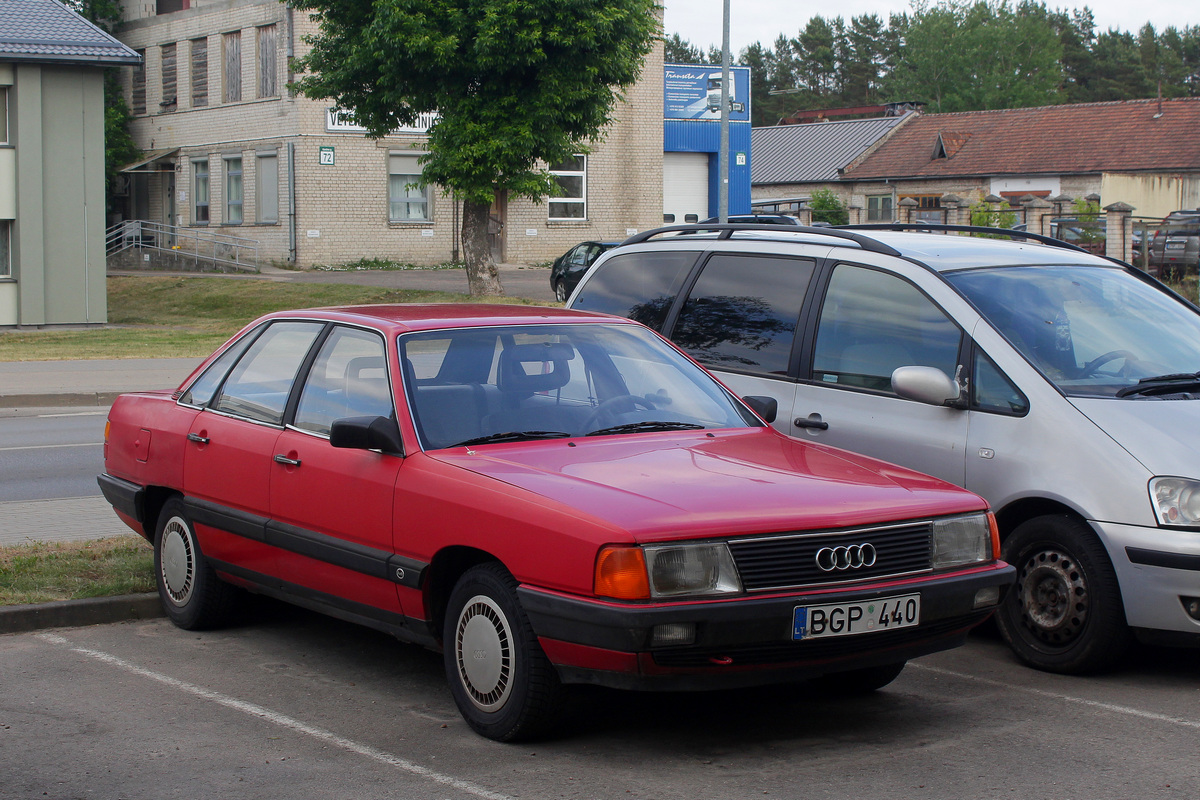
[
  {"left": 191, "top": 38, "right": 208, "bottom": 107},
  {"left": 257, "top": 25, "right": 277, "bottom": 98},
  {"left": 548, "top": 156, "right": 586, "bottom": 220},
  {"left": 223, "top": 31, "right": 241, "bottom": 103},
  {"left": 160, "top": 42, "right": 177, "bottom": 110},
  {"left": 388, "top": 153, "right": 431, "bottom": 222},
  {"left": 224, "top": 156, "right": 243, "bottom": 224}
]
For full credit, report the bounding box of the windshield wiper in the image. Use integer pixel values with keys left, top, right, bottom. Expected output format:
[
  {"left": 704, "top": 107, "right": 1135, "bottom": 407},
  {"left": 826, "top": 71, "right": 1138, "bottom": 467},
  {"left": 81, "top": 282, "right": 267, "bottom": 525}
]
[
  {"left": 584, "top": 421, "right": 706, "bottom": 437},
  {"left": 452, "top": 430, "right": 572, "bottom": 447},
  {"left": 1115, "top": 371, "right": 1200, "bottom": 398}
]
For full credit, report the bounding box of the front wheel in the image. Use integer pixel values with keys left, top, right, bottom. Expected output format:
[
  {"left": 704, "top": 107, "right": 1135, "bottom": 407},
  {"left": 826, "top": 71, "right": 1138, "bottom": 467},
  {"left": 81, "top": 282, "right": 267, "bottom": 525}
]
[
  {"left": 554, "top": 281, "right": 568, "bottom": 303},
  {"left": 995, "top": 515, "right": 1131, "bottom": 674},
  {"left": 154, "top": 497, "right": 239, "bottom": 630},
  {"left": 443, "top": 563, "right": 565, "bottom": 741}
]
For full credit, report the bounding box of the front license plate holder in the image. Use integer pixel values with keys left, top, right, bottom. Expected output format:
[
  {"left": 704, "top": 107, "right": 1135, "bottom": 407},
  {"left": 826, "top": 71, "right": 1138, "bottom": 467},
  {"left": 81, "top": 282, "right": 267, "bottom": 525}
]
[{"left": 793, "top": 593, "right": 921, "bottom": 640}]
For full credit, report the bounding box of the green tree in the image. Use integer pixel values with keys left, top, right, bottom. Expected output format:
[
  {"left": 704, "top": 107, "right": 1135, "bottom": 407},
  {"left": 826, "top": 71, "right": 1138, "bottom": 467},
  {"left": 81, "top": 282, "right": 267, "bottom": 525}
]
[
  {"left": 664, "top": 33, "right": 703, "bottom": 64},
  {"left": 809, "top": 188, "right": 848, "bottom": 225},
  {"left": 291, "top": 0, "right": 658, "bottom": 295}
]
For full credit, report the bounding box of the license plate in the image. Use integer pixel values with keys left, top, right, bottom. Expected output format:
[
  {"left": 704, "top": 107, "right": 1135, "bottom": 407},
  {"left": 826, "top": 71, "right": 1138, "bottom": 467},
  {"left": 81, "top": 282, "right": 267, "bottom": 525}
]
[
  {"left": 1167, "top": 242, "right": 1185, "bottom": 249},
  {"left": 792, "top": 594, "right": 920, "bottom": 640}
]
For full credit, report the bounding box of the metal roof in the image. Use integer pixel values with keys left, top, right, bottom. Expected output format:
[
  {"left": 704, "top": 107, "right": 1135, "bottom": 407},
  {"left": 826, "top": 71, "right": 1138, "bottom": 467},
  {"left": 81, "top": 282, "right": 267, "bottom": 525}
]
[
  {"left": 751, "top": 114, "right": 909, "bottom": 185},
  {"left": 0, "top": 0, "right": 141, "bottom": 65}
]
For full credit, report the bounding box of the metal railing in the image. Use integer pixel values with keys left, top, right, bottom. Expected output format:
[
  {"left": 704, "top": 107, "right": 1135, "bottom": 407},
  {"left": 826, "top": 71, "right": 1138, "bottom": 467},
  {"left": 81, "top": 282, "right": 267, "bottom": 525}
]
[{"left": 105, "top": 220, "right": 259, "bottom": 273}]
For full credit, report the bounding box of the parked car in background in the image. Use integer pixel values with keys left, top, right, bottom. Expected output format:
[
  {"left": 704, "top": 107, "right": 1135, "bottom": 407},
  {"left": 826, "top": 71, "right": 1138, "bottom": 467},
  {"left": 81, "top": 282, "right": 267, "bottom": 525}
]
[
  {"left": 1048, "top": 217, "right": 1106, "bottom": 255},
  {"left": 700, "top": 214, "right": 802, "bottom": 226},
  {"left": 549, "top": 241, "right": 620, "bottom": 301},
  {"left": 1148, "top": 210, "right": 1200, "bottom": 276},
  {"left": 570, "top": 222, "right": 1200, "bottom": 675},
  {"left": 99, "top": 304, "right": 1012, "bottom": 741}
]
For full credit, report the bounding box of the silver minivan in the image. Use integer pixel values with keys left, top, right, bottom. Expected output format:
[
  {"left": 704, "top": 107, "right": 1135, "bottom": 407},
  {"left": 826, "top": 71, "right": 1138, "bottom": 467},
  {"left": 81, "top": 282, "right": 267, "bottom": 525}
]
[{"left": 569, "top": 223, "right": 1200, "bottom": 674}]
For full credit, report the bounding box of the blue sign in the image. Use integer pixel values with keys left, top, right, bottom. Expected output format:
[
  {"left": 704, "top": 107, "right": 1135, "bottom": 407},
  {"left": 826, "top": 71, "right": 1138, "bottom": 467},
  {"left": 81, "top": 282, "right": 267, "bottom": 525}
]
[{"left": 664, "top": 64, "right": 751, "bottom": 122}]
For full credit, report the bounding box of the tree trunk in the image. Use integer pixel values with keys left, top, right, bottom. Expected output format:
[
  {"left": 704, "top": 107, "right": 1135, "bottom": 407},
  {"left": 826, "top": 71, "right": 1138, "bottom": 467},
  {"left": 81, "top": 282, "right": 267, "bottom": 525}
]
[{"left": 460, "top": 199, "right": 504, "bottom": 296}]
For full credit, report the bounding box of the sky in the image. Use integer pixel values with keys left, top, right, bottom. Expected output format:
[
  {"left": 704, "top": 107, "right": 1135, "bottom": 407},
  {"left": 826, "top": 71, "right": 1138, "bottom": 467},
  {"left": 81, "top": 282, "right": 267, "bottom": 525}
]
[{"left": 663, "top": 0, "right": 1200, "bottom": 54}]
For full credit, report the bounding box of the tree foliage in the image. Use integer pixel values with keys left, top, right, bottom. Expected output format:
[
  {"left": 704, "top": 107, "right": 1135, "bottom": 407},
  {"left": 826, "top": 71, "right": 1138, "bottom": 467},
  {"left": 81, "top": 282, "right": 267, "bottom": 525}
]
[{"left": 809, "top": 188, "right": 848, "bottom": 225}]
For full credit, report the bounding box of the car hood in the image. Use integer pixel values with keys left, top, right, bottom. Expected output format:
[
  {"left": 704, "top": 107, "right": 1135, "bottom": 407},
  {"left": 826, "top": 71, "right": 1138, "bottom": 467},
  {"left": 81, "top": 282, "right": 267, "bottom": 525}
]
[
  {"left": 1069, "top": 396, "right": 1200, "bottom": 478},
  {"left": 431, "top": 429, "right": 986, "bottom": 542}
]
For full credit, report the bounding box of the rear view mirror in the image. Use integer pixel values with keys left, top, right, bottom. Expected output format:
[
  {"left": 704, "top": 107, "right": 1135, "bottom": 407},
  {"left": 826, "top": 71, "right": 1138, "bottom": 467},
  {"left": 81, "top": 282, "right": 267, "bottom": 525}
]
[
  {"left": 330, "top": 415, "right": 405, "bottom": 456},
  {"left": 891, "top": 366, "right": 961, "bottom": 407},
  {"left": 742, "top": 395, "right": 778, "bottom": 423}
]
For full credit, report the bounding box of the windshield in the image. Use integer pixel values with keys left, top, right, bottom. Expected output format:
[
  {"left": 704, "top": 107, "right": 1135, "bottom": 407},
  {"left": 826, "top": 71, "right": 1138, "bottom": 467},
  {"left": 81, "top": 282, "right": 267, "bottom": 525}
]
[
  {"left": 399, "top": 323, "right": 757, "bottom": 450},
  {"left": 946, "top": 265, "right": 1200, "bottom": 397}
]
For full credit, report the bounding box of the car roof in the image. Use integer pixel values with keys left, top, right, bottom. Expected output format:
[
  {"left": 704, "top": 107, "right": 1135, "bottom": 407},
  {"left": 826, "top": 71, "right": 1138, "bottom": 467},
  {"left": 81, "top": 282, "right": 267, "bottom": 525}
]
[
  {"left": 258, "top": 303, "right": 624, "bottom": 334},
  {"left": 856, "top": 230, "right": 1110, "bottom": 271}
]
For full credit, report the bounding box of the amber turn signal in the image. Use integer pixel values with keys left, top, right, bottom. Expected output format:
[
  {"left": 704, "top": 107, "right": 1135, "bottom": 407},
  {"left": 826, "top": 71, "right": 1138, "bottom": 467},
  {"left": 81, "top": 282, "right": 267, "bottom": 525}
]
[
  {"left": 988, "top": 513, "right": 1002, "bottom": 560},
  {"left": 594, "top": 545, "right": 650, "bottom": 600}
]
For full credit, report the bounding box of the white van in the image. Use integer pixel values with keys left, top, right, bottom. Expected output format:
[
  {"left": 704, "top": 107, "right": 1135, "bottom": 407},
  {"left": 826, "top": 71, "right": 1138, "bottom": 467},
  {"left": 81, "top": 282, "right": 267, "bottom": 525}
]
[{"left": 570, "top": 223, "right": 1200, "bottom": 674}]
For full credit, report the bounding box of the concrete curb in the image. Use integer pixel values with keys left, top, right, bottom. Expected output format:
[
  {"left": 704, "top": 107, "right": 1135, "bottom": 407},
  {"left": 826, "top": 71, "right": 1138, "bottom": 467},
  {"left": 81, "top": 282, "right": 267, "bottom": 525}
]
[{"left": 0, "top": 593, "right": 163, "bottom": 635}]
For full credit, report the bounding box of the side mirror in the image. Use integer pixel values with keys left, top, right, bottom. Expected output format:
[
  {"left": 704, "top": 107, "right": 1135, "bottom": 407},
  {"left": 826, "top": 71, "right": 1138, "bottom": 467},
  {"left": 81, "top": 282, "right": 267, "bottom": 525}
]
[
  {"left": 330, "top": 415, "right": 405, "bottom": 456},
  {"left": 891, "top": 366, "right": 961, "bottom": 407},
  {"left": 742, "top": 395, "right": 778, "bottom": 424}
]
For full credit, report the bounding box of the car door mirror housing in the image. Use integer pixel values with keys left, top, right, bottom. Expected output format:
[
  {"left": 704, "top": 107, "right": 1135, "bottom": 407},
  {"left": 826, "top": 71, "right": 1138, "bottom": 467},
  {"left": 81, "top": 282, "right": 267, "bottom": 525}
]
[
  {"left": 742, "top": 395, "right": 778, "bottom": 423},
  {"left": 330, "top": 415, "right": 405, "bottom": 456},
  {"left": 891, "top": 366, "right": 961, "bottom": 407}
]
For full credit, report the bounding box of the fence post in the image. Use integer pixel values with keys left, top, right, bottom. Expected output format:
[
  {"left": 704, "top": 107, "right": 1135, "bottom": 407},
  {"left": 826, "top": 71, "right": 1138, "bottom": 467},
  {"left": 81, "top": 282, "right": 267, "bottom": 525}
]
[
  {"left": 940, "top": 194, "right": 963, "bottom": 227},
  {"left": 1025, "top": 197, "right": 1053, "bottom": 237},
  {"left": 1104, "top": 202, "right": 1135, "bottom": 262},
  {"left": 899, "top": 196, "right": 918, "bottom": 223}
]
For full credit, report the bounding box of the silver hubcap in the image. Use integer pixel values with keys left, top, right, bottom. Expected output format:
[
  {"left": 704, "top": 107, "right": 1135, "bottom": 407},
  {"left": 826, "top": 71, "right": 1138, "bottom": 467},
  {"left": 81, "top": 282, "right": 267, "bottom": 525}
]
[
  {"left": 455, "top": 594, "right": 514, "bottom": 712},
  {"left": 160, "top": 516, "right": 196, "bottom": 607},
  {"left": 1017, "top": 548, "right": 1087, "bottom": 646}
]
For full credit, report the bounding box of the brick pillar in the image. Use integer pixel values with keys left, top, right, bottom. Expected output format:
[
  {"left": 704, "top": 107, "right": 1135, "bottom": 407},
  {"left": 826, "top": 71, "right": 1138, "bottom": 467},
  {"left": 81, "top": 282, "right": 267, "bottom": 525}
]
[
  {"left": 797, "top": 206, "right": 813, "bottom": 226},
  {"left": 899, "top": 196, "right": 918, "bottom": 223},
  {"left": 1104, "top": 202, "right": 1135, "bottom": 261},
  {"left": 941, "top": 194, "right": 963, "bottom": 226},
  {"left": 848, "top": 205, "right": 862, "bottom": 225},
  {"left": 1025, "top": 197, "right": 1053, "bottom": 238}
]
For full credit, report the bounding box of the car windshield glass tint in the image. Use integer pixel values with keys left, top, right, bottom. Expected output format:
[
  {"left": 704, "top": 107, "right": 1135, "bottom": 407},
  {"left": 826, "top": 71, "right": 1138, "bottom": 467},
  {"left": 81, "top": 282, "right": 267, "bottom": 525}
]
[
  {"left": 569, "top": 251, "right": 697, "bottom": 330},
  {"left": 400, "top": 323, "right": 755, "bottom": 450},
  {"left": 947, "top": 265, "right": 1200, "bottom": 397}
]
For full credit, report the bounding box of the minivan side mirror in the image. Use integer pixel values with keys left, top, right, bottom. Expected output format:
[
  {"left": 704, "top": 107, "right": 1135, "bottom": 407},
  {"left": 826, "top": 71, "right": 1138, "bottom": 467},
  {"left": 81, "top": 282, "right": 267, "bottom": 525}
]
[
  {"left": 891, "top": 366, "right": 961, "bottom": 407},
  {"left": 742, "top": 395, "right": 778, "bottom": 423},
  {"left": 330, "top": 415, "right": 405, "bottom": 456}
]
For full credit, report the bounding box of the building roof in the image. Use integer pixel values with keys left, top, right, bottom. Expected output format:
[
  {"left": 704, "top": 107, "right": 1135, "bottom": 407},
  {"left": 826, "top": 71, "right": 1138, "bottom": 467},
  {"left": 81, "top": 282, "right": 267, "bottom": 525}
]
[
  {"left": 842, "top": 98, "right": 1200, "bottom": 181},
  {"left": 0, "top": 0, "right": 140, "bottom": 65},
  {"left": 751, "top": 114, "right": 911, "bottom": 185}
]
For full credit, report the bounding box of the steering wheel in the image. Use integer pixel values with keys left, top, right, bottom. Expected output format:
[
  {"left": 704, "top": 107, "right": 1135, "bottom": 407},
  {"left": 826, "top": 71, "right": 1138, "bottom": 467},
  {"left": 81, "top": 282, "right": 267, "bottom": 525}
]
[
  {"left": 1079, "top": 350, "right": 1139, "bottom": 378},
  {"left": 580, "top": 394, "right": 655, "bottom": 434}
]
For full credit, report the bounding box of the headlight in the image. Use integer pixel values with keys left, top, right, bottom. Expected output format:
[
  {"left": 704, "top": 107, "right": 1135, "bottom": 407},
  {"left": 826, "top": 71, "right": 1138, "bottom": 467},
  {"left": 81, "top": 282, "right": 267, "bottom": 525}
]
[
  {"left": 1151, "top": 477, "right": 1200, "bottom": 527},
  {"left": 932, "top": 513, "right": 993, "bottom": 569},
  {"left": 644, "top": 543, "right": 741, "bottom": 598}
]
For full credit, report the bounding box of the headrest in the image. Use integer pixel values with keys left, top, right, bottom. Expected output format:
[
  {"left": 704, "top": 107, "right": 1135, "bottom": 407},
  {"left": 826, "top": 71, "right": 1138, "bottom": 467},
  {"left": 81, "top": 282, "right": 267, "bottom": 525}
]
[{"left": 498, "top": 343, "right": 573, "bottom": 393}]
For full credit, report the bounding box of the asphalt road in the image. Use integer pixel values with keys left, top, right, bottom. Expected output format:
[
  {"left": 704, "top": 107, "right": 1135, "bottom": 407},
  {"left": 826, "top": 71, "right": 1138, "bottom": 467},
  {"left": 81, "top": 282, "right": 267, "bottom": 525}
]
[
  {"left": 2, "top": 603, "right": 1197, "bottom": 799},
  {"left": 0, "top": 408, "right": 108, "bottom": 502}
]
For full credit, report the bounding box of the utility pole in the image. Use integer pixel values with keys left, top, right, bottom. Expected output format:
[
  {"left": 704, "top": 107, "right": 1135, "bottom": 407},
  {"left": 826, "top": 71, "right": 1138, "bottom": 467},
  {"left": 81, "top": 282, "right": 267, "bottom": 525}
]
[{"left": 718, "top": 0, "right": 730, "bottom": 223}]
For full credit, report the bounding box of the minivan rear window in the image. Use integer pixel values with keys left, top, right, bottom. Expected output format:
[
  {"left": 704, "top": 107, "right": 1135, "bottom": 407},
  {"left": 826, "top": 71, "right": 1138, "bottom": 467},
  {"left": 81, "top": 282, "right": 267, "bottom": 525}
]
[{"left": 570, "top": 251, "right": 697, "bottom": 331}]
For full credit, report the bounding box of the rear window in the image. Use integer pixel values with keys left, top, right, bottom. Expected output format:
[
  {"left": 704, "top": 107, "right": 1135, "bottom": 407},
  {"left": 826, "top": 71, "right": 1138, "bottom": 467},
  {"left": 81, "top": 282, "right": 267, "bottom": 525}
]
[{"left": 570, "top": 251, "right": 697, "bottom": 331}]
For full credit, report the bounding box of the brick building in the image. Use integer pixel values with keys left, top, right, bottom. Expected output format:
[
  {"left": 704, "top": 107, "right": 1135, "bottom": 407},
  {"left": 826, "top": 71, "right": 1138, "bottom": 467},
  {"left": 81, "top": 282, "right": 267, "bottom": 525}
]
[{"left": 115, "top": 1, "right": 665, "bottom": 269}]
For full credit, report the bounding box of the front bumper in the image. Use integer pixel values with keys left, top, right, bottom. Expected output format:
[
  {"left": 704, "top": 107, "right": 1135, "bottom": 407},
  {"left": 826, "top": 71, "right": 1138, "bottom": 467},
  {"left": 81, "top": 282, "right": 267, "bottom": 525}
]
[
  {"left": 1093, "top": 519, "right": 1200, "bottom": 638},
  {"left": 519, "top": 563, "right": 1014, "bottom": 691}
]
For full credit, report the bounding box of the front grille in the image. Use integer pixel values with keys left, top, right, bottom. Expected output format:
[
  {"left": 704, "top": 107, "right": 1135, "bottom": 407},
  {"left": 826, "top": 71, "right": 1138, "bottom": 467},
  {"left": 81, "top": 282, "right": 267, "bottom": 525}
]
[{"left": 727, "top": 522, "right": 932, "bottom": 592}]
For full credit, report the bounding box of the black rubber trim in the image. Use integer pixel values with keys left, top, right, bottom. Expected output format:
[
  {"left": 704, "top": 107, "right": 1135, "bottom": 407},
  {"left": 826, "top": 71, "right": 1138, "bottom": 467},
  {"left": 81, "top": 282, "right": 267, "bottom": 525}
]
[
  {"left": 1126, "top": 546, "right": 1200, "bottom": 572},
  {"left": 97, "top": 473, "right": 144, "bottom": 523},
  {"left": 185, "top": 497, "right": 269, "bottom": 543}
]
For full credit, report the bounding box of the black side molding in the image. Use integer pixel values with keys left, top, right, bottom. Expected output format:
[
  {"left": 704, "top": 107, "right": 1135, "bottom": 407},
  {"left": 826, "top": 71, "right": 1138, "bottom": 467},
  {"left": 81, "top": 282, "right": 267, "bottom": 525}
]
[{"left": 1126, "top": 547, "right": 1200, "bottom": 572}]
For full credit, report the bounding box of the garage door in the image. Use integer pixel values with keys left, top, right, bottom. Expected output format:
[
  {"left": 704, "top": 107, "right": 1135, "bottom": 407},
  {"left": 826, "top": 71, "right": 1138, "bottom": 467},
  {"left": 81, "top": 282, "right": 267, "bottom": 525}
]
[{"left": 664, "top": 153, "right": 710, "bottom": 224}]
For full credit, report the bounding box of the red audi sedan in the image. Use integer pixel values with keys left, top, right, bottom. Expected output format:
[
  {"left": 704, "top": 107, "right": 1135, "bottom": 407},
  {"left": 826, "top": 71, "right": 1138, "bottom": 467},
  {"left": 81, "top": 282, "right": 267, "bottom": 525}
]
[{"left": 99, "top": 304, "right": 1013, "bottom": 740}]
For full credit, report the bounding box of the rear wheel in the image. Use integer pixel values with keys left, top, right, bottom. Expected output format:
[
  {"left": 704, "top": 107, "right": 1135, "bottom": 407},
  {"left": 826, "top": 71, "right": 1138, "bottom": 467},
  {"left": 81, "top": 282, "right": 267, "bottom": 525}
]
[
  {"left": 554, "top": 281, "right": 568, "bottom": 303},
  {"left": 154, "top": 497, "right": 239, "bottom": 630},
  {"left": 811, "top": 661, "right": 906, "bottom": 695},
  {"left": 995, "top": 515, "right": 1131, "bottom": 674},
  {"left": 443, "top": 563, "right": 565, "bottom": 741}
]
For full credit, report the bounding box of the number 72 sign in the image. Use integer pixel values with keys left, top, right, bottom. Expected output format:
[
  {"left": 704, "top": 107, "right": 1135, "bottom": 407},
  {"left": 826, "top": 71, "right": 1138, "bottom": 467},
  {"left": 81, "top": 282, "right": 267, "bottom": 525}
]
[{"left": 318, "top": 146, "right": 335, "bottom": 166}]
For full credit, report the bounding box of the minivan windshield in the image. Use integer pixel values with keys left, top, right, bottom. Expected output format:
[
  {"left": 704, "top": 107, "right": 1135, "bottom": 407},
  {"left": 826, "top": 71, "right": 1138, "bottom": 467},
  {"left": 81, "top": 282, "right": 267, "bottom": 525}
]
[{"left": 946, "top": 265, "right": 1200, "bottom": 397}]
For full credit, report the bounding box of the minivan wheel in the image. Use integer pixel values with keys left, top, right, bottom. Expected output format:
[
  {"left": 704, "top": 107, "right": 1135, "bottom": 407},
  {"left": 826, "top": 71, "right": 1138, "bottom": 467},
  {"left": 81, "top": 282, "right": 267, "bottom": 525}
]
[
  {"left": 443, "top": 563, "right": 565, "bottom": 741},
  {"left": 995, "top": 515, "right": 1131, "bottom": 674},
  {"left": 154, "top": 497, "right": 239, "bottom": 630}
]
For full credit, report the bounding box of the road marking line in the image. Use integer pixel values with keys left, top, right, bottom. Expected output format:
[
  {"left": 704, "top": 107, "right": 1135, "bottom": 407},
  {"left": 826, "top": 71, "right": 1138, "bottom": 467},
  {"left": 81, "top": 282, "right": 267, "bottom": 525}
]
[
  {"left": 911, "top": 662, "right": 1200, "bottom": 730},
  {"left": 36, "top": 633, "right": 513, "bottom": 800},
  {"left": 0, "top": 442, "right": 102, "bottom": 452}
]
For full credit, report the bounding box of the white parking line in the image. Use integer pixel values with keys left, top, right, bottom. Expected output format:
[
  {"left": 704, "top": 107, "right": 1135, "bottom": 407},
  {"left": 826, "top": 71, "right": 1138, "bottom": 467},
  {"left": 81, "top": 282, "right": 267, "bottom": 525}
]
[
  {"left": 910, "top": 662, "right": 1200, "bottom": 730},
  {"left": 36, "top": 633, "right": 513, "bottom": 800}
]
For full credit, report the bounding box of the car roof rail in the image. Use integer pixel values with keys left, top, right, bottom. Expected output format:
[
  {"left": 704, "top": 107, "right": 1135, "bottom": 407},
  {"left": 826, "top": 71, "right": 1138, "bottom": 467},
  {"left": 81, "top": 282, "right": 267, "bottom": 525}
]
[
  {"left": 839, "top": 222, "right": 1089, "bottom": 253},
  {"left": 621, "top": 223, "right": 902, "bottom": 256}
]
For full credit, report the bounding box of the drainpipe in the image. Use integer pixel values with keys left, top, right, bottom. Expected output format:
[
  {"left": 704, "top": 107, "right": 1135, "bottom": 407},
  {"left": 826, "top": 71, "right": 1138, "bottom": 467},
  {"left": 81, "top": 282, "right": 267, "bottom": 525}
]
[{"left": 288, "top": 141, "right": 297, "bottom": 264}]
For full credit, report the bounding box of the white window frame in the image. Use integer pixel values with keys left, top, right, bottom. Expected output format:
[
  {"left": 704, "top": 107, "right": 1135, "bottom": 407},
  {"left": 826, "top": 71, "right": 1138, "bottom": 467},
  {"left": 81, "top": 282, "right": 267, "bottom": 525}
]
[
  {"left": 548, "top": 155, "right": 587, "bottom": 220},
  {"left": 192, "top": 157, "right": 210, "bottom": 224},
  {"left": 256, "top": 151, "right": 278, "bottom": 224},
  {"left": 867, "top": 194, "right": 893, "bottom": 223},
  {"left": 1, "top": 86, "right": 9, "bottom": 143},
  {"left": 224, "top": 155, "right": 243, "bottom": 224},
  {"left": 0, "top": 220, "right": 11, "bottom": 278},
  {"left": 388, "top": 152, "right": 432, "bottom": 222}
]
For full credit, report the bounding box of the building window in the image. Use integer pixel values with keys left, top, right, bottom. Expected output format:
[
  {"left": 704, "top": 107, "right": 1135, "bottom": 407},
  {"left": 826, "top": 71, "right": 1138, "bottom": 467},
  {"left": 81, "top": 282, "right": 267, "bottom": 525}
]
[
  {"left": 132, "top": 49, "right": 147, "bottom": 115},
  {"left": 548, "top": 155, "right": 586, "bottom": 220},
  {"left": 223, "top": 31, "right": 241, "bottom": 103},
  {"left": 899, "top": 194, "right": 943, "bottom": 224},
  {"left": 257, "top": 25, "right": 277, "bottom": 98},
  {"left": 257, "top": 152, "right": 278, "bottom": 223},
  {"left": 388, "top": 153, "right": 431, "bottom": 221},
  {"left": 159, "top": 42, "right": 177, "bottom": 111},
  {"left": 0, "top": 220, "right": 10, "bottom": 278},
  {"left": 192, "top": 158, "right": 210, "bottom": 224},
  {"left": 190, "top": 38, "right": 208, "bottom": 107},
  {"left": 224, "top": 156, "right": 243, "bottom": 224},
  {"left": 867, "top": 194, "right": 893, "bottom": 222},
  {"left": 0, "top": 87, "right": 7, "bottom": 143}
]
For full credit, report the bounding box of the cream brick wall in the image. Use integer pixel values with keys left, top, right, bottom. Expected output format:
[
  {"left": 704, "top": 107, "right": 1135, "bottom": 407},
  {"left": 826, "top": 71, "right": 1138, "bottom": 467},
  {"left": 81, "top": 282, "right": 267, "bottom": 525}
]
[{"left": 118, "top": 1, "right": 666, "bottom": 269}]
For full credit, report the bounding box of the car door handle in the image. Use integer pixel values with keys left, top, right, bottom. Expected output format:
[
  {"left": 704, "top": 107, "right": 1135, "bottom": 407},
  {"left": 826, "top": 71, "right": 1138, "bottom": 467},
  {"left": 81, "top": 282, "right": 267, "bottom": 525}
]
[
  {"left": 273, "top": 454, "right": 302, "bottom": 466},
  {"left": 187, "top": 432, "right": 210, "bottom": 444},
  {"left": 793, "top": 416, "right": 829, "bottom": 431}
]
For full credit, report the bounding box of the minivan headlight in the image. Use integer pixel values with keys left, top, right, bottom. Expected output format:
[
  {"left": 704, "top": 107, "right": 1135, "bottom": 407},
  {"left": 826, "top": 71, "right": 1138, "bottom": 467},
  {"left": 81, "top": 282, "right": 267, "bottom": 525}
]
[
  {"left": 1151, "top": 477, "right": 1200, "bottom": 527},
  {"left": 644, "top": 543, "right": 742, "bottom": 597},
  {"left": 932, "top": 513, "right": 993, "bottom": 569}
]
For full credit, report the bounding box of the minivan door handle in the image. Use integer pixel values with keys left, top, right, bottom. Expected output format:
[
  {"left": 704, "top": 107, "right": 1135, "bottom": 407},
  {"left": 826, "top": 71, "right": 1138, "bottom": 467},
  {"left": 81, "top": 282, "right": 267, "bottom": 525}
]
[{"left": 793, "top": 415, "right": 829, "bottom": 431}]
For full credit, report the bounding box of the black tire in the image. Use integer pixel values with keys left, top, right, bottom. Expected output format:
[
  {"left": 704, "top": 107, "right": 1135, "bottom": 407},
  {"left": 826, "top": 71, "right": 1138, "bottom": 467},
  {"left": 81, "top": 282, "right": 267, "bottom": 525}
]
[
  {"left": 554, "top": 281, "right": 568, "bottom": 303},
  {"left": 811, "top": 661, "right": 906, "bottom": 695},
  {"left": 995, "top": 515, "right": 1132, "bottom": 674},
  {"left": 154, "top": 497, "right": 239, "bottom": 630},
  {"left": 443, "top": 563, "right": 565, "bottom": 741}
]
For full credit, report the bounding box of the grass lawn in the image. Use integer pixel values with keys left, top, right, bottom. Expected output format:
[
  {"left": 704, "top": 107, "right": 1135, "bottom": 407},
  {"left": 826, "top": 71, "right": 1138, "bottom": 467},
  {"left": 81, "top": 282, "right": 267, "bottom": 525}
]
[
  {"left": 0, "top": 537, "right": 155, "bottom": 606},
  {"left": 0, "top": 275, "right": 540, "bottom": 361}
]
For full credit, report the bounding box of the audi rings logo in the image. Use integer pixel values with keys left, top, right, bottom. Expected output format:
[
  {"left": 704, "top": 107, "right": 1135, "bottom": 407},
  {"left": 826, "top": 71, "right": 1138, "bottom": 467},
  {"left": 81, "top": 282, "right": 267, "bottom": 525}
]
[{"left": 815, "top": 543, "right": 877, "bottom": 572}]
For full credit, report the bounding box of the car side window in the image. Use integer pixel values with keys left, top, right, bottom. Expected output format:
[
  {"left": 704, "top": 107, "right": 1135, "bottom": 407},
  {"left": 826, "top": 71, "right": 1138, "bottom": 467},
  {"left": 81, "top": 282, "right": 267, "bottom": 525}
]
[
  {"left": 213, "top": 321, "right": 324, "bottom": 424},
  {"left": 570, "top": 250, "right": 698, "bottom": 331},
  {"left": 179, "top": 326, "right": 260, "bottom": 407},
  {"left": 973, "top": 350, "right": 1029, "bottom": 415},
  {"left": 671, "top": 254, "right": 814, "bottom": 376},
  {"left": 812, "top": 264, "right": 961, "bottom": 393},
  {"left": 294, "top": 327, "right": 392, "bottom": 436}
]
